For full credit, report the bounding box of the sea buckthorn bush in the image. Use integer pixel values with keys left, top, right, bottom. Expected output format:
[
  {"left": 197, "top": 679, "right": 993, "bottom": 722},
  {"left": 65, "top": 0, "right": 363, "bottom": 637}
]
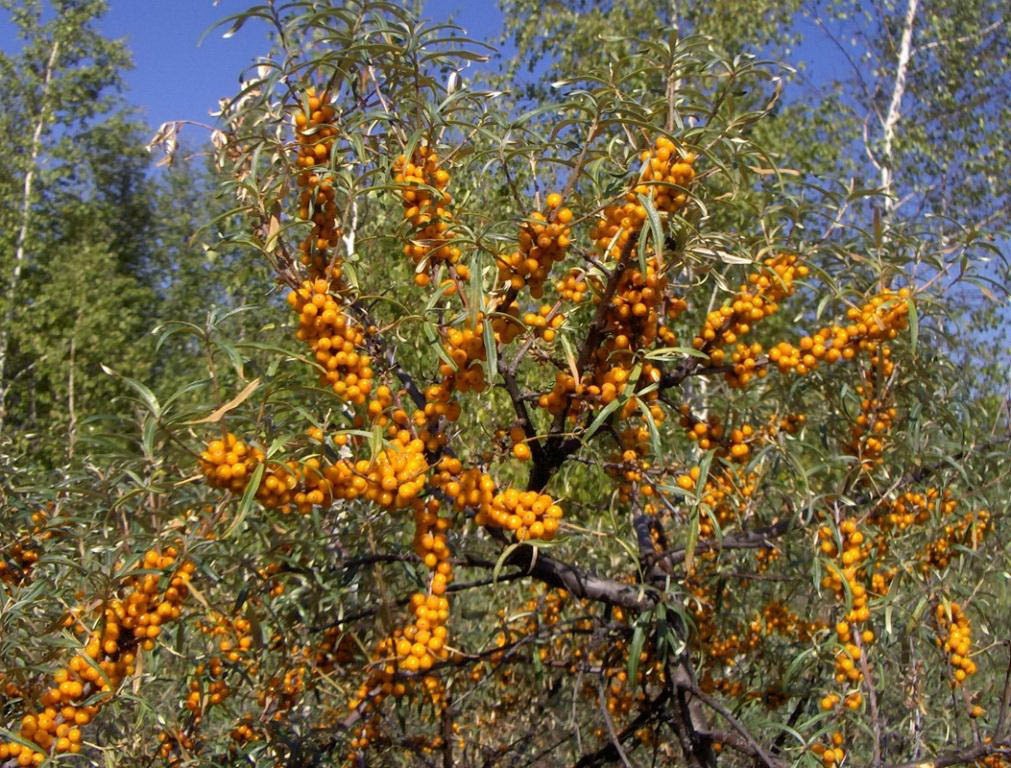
[{"left": 1, "top": 3, "right": 1008, "bottom": 768}]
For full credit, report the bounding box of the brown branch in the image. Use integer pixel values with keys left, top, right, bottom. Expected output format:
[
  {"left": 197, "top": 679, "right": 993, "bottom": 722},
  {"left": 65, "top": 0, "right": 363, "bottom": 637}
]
[
  {"left": 996, "top": 644, "right": 1011, "bottom": 739},
  {"left": 571, "top": 690, "right": 670, "bottom": 768},
  {"left": 683, "top": 684, "right": 782, "bottom": 768},
  {"left": 500, "top": 543, "right": 656, "bottom": 611},
  {"left": 886, "top": 740, "right": 1011, "bottom": 768}
]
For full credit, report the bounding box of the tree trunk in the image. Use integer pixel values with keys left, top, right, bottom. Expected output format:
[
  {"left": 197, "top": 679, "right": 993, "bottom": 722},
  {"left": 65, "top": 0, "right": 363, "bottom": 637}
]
[
  {"left": 0, "top": 39, "right": 60, "bottom": 432},
  {"left": 879, "top": 0, "right": 919, "bottom": 224}
]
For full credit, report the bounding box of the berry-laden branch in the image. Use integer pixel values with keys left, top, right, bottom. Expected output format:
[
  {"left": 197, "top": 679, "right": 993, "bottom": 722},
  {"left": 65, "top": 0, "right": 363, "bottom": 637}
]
[{"left": 180, "top": 45, "right": 1006, "bottom": 766}]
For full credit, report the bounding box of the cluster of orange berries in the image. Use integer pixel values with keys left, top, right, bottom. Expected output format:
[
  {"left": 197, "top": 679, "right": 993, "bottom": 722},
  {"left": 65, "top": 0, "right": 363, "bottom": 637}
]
[
  {"left": 393, "top": 144, "right": 464, "bottom": 285},
  {"left": 3, "top": 549, "right": 192, "bottom": 766},
  {"left": 537, "top": 370, "right": 582, "bottom": 417},
  {"left": 499, "top": 424, "right": 533, "bottom": 461},
  {"left": 752, "top": 601, "right": 823, "bottom": 644},
  {"left": 936, "top": 603, "right": 977, "bottom": 685},
  {"left": 811, "top": 731, "right": 847, "bottom": 767},
  {"left": 921, "top": 509, "right": 991, "bottom": 572},
  {"left": 433, "top": 459, "right": 495, "bottom": 512},
  {"left": 477, "top": 488, "right": 564, "bottom": 542},
  {"left": 323, "top": 430, "right": 428, "bottom": 510},
  {"left": 679, "top": 409, "right": 763, "bottom": 463},
  {"left": 556, "top": 268, "right": 588, "bottom": 303},
  {"left": 694, "top": 253, "right": 806, "bottom": 357},
  {"left": 200, "top": 611, "right": 254, "bottom": 669},
  {"left": 413, "top": 498, "right": 452, "bottom": 573},
  {"left": 606, "top": 257, "right": 679, "bottom": 351},
  {"left": 393, "top": 593, "right": 453, "bottom": 674},
  {"left": 600, "top": 258, "right": 681, "bottom": 361},
  {"left": 590, "top": 136, "right": 696, "bottom": 259},
  {"left": 185, "top": 657, "right": 229, "bottom": 718},
  {"left": 674, "top": 420, "right": 763, "bottom": 534},
  {"left": 498, "top": 193, "right": 572, "bottom": 296},
  {"left": 694, "top": 254, "right": 808, "bottom": 387},
  {"left": 439, "top": 321, "right": 488, "bottom": 393},
  {"left": 870, "top": 488, "right": 951, "bottom": 531},
  {"left": 817, "top": 520, "right": 875, "bottom": 719},
  {"left": 287, "top": 278, "right": 374, "bottom": 406},
  {"left": 767, "top": 289, "right": 910, "bottom": 376},
  {"left": 199, "top": 432, "right": 262, "bottom": 493},
  {"left": 415, "top": 383, "right": 462, "bottom": 448},
  {"left": 199, "top": 433, "right": 334, "bottom": 515},
  {"left": 0, "top": 509, "right": 48, "bottom": 586},
  {"left": 258, "top": 456, "right": 332, "bottom": 515},
  {"left": 157, "top": 729, "right": 196, "bottom": 766},
  {"left": 847, "top": 384, "right": 896, "bottom": 468},
  {"left": 293, "top": 87, "right": 340, "bottom": 276},
  {"left": 229, "top": 715, "right": 259, "bottom": 745},
  {"left": 523, "top": 303, "right": 565, "bottom": 343},
  {"left": 694, "top": 596, "right": 822, "bottom": 698},
  {"left": 348, "top": 592, "right": 451, "bottom": 755}
]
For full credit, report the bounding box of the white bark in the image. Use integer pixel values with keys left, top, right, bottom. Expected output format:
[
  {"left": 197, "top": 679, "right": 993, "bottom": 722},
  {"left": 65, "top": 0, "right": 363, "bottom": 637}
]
[
  {"left": 879, "top": 0, "right": 919, "bottom": 223},
  {"left": 0, "top": 39, "right": 61, "bottom": 431}
]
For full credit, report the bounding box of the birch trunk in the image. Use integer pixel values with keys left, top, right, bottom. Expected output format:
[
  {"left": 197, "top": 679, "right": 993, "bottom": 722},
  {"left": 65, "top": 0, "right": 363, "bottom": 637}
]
[
  {"left": 0, "top": 40, "right": 61, "bottom": 432},
  {"left": 879, "top": 0, "right": 919, "bottom": 224}
]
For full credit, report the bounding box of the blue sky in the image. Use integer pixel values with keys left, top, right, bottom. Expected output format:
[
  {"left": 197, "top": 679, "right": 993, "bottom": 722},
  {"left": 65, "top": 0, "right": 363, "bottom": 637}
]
[
  {"left": 1, "top": 1, "right": 851, "bottom": 134},
  {"left": 0, "top": 1, "right": 505, "bottom": 133}
]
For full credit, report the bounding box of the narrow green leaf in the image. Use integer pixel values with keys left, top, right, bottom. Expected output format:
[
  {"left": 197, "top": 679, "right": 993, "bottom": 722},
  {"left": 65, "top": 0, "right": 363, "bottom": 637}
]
[
  {"left": 224, "top": 462, "right": 264, "bottom": 539},
  {"left": 583, "top": 398, "right": 623, "bottom": 442},
  {"left": 907, "top": 297, "right": 918, "bottom": 357},
  {"left": 627, "top": 622, "right": 646, "bottom": 683}
]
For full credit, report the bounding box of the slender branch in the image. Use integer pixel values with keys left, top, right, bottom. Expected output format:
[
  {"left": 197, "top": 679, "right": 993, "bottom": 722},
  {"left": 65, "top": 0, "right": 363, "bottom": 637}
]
[
  {"left": 684, "top": 684, "right": 781, "bottom": 768},
  {"left": 597, "top": 680, "right": 634, "bottom": 767},
  {"left": 995, "top": 643, "right": 1011, "bottom": 739}
]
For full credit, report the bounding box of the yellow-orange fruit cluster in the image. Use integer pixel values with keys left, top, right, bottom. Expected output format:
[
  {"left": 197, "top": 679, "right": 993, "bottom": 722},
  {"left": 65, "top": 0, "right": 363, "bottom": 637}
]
[
  {"left": 182, "top": 613, "right": 255, "bottom": 731},
  {"left": 598, "top": 258, "right": 680, "bottom": 363},
  {"left": 393, "top": 144, "right": 464, "bottom": 285},
  {"left": 674, "top": 464, "right": 756, "bottom": 538},
  {"left": 936, "top": 603, "right": 977, "bottom": 685},
  {"left": 288, "top": 278, "right": 374, "bottom": 405},
  {"left": 440, "top": 321, "right": 487, "bottom": 393},
  {"left": 3, "top": 550, "right": 192, "bottom": 765},
  {"left": 537, "top": 370, "right": 582, "bottom": 417},
  {"left": 870, "top": 488, "right": 951, "bottom": 532},
  {"left": 523, "top": 304, "right": 565, "bottom": 343},
  {"left": 200, "top": 435, "right": 335, "bottom": 516},
  {"left": 433, "top": 459, "right": 496, "bottom": 514},
  {"left": 847, "top": 378, "right": 897, "bottom": 469},
  {"left": 499, "top": 194, "right": 573, "bottom": 296},
  {"left": 0, "top": 509, "right": 49, "bottom": 587},
  {"left": 693, "top": 254, "right": 808, "bottom": 387},
  {"left": 348, "top": 593, "right": 451, "bottom": 747},
  {"left": 557, "top": 268, "right": 588, "bottom": 303},
  {"left": 491, "top": 300, "right": 524, "bottom": 345},
  {"left": 811, "top": 731, "right": 847, "bottom": 767},
  {"left": 695, "top": 254, "right": 806, "bottom": 354},
  {"left": 921, "top": 509, "right": 991, "bottom": 572},
  {"left": 199, "top": 432, "right": 263, "bottom": 493},
  {"left": 590, "top": 136, "right": 696, "bottom": 259},
  {"left": 323, "top": 430, "right": 428, "bottom": 509},
  {"left": 476, "top": 487, "right": 563, "bottom": 542},
  {"left": 768, "top": 289, "right": 910, "bottom": 375},
  {"left": 413, "top": 499, "right": 452, "bottom": 573},
  {"left": 817, "top": 519, "right": 874, "bottom": 717},
  {"left": 256, "top": 456, "right": 332, "bottom": 515},
  {"left": 293, "top": 87, "right": 341, "bottom": 276}
]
